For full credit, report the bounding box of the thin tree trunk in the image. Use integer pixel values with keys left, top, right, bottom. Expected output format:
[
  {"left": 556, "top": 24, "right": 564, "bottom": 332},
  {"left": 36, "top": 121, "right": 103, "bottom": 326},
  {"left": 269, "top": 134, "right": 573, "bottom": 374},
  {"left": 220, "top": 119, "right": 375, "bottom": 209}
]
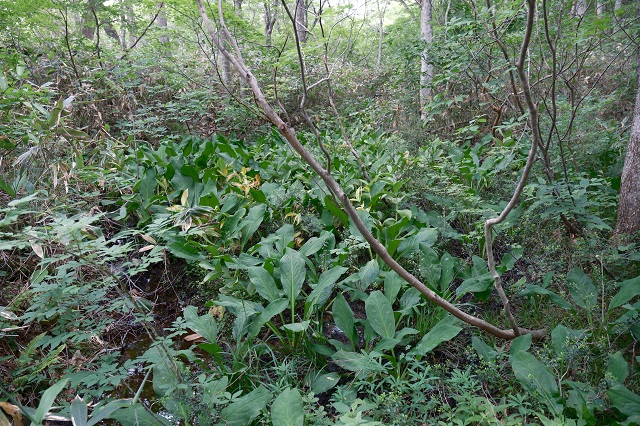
[
  {"left": 376, "top": 0, "right": 389, "bottom": 66},
  {"left": 419, "top": 0, "right": 433, "bottom": 120},
  {"left": 615, "top": 4, "right": 640, "bottom": 235},
  {"left": 596, "top": 1, "right": 605, "bottom": 14},
  {"left": 157, "top": 3, "right": 169, "bottom": 43},
  {"left": 573, "top": 0, "right": 588, "bottom": 17},
  {"left": 615, "top": 0, "right": 623, "bottom": 11},
  {"left": 264, "top": 0, "right": 278, "bottom": 47},
  {"left": 295, "top": 0, "right": 308, "bottom": 43}
]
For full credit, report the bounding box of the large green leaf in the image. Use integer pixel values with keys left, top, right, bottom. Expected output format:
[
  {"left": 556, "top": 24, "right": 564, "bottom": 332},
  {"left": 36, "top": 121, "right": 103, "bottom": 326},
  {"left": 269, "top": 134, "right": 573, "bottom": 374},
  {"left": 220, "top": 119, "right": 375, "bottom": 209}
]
[
  {"left": 521, "top": 284, "right": 572, "bottom": 310},
  {"left": 219, "top": 386, "right": 272, "bottom": 426},
  {"left": 609, "top": 275, "right": 640, "bottom": 312},
  {"left": 280, "top": 249, "right": 306, "bottom": 301},
  {"left": 306, "top": 266, "right": 348, "bottom": 313},
  {"left": 332, "top": 293, "right": 356, "bottom": 347},
  {"left": 248, "top": 298, "right": 288, "bottom": 338},
  {"left": 358, "top": 259, "right": 380, "bottom": 290},
  {"left": 608, "top": 384, "right": 640, "bottom": 417},
  {"left": 271, "top": 388, "right": 304, "bottom": 426},
  {"left": 70, "top": 396, "right": 88, "bottom": 426},
  {"left": 184, "top": 305, "right": 218, "bottom": 343},
  {"left": 607, "top": 352, "right": 629, "bottom": 384},
  {"left": 248, "top": 266, "right": 282, "bottom": 303},
  {"left": 331, "top": 350, "right": 386, "bottom": 377},
  {"left": 409, "top": 315, "right": 462, "bottom": 356},
  {"left": 511, "top": 351, "right": 561, "bottom": 415},
  {"left": 240, "top": 204, "right": 267, "bottom": 249},
  {"left": 365, "top": 291, "right": 396, "bottom": 339},
  {"left": 472, "top": 336, "right": 497, "bottom": 363},
  {"left": 567, "top": 267, "right": 598, "bottom": 310}
]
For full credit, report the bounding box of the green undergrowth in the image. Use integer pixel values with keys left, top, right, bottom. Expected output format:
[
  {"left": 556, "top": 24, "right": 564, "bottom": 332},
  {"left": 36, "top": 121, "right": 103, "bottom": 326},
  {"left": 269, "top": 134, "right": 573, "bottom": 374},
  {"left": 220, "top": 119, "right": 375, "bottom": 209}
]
[{"left": 1, "top": 123, "right": 639, "bottom": 425}]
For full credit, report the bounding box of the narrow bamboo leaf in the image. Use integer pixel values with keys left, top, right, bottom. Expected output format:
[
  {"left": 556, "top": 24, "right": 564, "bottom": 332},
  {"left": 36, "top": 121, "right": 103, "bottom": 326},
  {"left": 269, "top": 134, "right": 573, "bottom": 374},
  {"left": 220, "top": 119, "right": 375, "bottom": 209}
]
[
  {"left": 280, "top": 249, "right": 306, "bottom": 301},
  {"left": 183, "top": 305, "right": 218, "bottom": 343},
  {"left": 248, "top": 266, "right": 282, "bottom": 303},
  {"left": 409, "top": 315, "right": 462, "bottom": 356},
  {"left": 33, "top": 378, "right": 69, "bottom": 424},
  {"left": 219, "top": 386, "right": 272, "bottom": 426},
  {"left": 271, "top": 388, "right": 304, "bottom": 426},
  {"left": 86, "top": 400, "right": 132, "bottom": 426},
  {"left": 365, "top": 291, "right": 396, "bottom": 339},
  {"left": 567, "top": 267, "right": 598, "bottom": 310},
  {"left": 108, "top": 404, "right": 170, "bottom": 426}
]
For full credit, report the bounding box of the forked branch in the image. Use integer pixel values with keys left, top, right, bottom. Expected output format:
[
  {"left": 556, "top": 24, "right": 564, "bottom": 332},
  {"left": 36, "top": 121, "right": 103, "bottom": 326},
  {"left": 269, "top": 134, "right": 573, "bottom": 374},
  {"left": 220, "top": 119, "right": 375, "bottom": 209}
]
[{"left": 195, "top": 0, "right": 545, "bottom": 340}]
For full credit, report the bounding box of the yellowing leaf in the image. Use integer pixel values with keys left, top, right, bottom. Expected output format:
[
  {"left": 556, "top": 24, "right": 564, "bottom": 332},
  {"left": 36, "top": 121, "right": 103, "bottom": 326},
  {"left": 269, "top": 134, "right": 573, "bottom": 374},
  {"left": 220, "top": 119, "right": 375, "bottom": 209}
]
[
  {"left": 181, "top": 189, "right": 189, "bottom": 206},
  {"left": 139, "top": 245, "right": 155, "bottom": 253},
  {"left": 139, "top": 234, "right": 157, "bottom": 245},
  {"left": 30, "top": 243, "right": 44, "bottom": 259},
  {"left": 0, "top": 401, "right": 23, "bottom": 426},
  {"left": 184, "top": 333, "right": 203, "bottom": 342}
]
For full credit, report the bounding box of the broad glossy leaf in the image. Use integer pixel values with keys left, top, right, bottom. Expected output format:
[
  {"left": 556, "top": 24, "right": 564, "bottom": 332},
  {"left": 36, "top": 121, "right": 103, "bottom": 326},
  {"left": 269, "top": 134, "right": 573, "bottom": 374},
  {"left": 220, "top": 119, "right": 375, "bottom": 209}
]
[
  {"left": 184, "top": 305, "right": 218, "bottom": 343},
  {"left": 521, "top": 284, "right": 572, "bottom": 309},
  {"left": 510, "top": 333, "right": 532, "bottom": 355},
  {"left": 331, "top": 350, "right": 386, "bottom": 376},
  {"left": 219, "top": 385, "right": 272, "bottom": 426},
  {"left": 307, "top": 266, "right": 347, "bottom": 312},
  {"left": 409, "top": 315, "right": 462, "bottom": 356},
  {"left": 310, "top": 372, "right": 340, "bottom": 394},
  {"left": 248, "top": 266, "right": 282, "bottom": 303},
  {"left": 248, "top": 299, "right": 288, "bottom": 338},
  {"left": 608, "top": 352, "right": 629, "bottom": 384},
  {"left": 271, "top": 388, "right": 304, "bottom": 426},
  {"left": 609, "top": 276, "right": 640, "bottom": 312},
  {"left": 358, "top": 259, "right": 380, "bottom": 290},
  {"left": 472, "top": 336, "right": 497, "bottom": 363},
  {"left": 70, "top": 396, "right": 88, "bottom": 426},
  {"left": 511, "top": 351, "right": 561, "bottom": 415},
  {"left": 567, "top": 267, "right": 598, "bottom": 310},
  {"left": 280, "top": 249, "right": 306, "bottom": 301},
  {"left": 365, "top": 291, "right": 396, "bottom": 339},
  {"left": 383, "top": 271, "right": 403, "bottom": 304},
  {"left": 608, "top": 384, "right": 640, "bottom": 417}
]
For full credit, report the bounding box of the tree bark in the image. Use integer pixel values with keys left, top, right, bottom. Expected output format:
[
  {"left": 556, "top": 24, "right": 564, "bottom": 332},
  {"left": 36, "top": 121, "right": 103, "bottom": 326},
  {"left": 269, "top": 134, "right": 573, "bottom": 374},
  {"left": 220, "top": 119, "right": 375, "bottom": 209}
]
[
  {"left": 156, "top": 2, "right": 169, "bottom": 43},
  {"left": 419, "top": 0, "right": 433, "bottom": 120},
  {"left": 615, "top": 5, "right": 640, "bottom": 235},
  {"left": 573, "top": 0, "right": 588, "bottom": 17},
  {"left": 264, "top": 0, "right": 278, "bottom": 47},
  {"left": 615, "top": 0, "right": 623, "bottom": 11},
  {"left": 295, "top": 0, "right": 308, "bottom": 43}
]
